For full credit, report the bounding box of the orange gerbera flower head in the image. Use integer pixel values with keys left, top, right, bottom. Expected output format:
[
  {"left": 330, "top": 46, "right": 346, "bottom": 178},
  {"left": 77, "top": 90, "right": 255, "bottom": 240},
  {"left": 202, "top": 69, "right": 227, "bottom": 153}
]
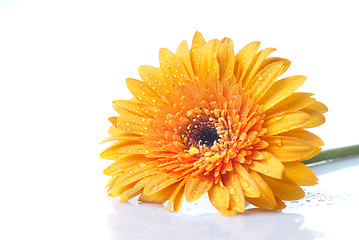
[{"left": 101, "top": 32, "right": 327, "bottom": 216}]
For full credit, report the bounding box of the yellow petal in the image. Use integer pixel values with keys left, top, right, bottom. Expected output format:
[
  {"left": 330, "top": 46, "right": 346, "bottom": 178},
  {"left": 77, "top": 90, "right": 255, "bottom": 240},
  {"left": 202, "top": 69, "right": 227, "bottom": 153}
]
[
  {"left": 280, "top": 129, "right": 324, "bottom": 147},
  {"left": 193, "top": 39, "right": 220, "bottom": 86},
  {"left": 261, "top": 174, "right": 305, "bottom": 201},
  {"left": 175, "top": 41, "right": 194, "bottom": 79},
  {"left": 264, "top": 92, "right": 316, "bottom": 116},
  {"left": 217, "top": 37, "right": 235, "bottom": 80},
  {"left": 103, "top": 158, "right": 143, "bottom": 176},
  {"left": 126, "top": 78, "right": 165, "bottom": 106},
  {"left": 112, "top": 99, "right": 150, "bottom": 118},
  {"left": 233, "top": 162, "right": 260, "bottom": 198},
  {"left": 143, "top": 173, "right": 180, "bottom": 196},
  {"left": 242, "top": 47, "right": 276, "bottom": 89},
  {"left": 120, "top": 176, "right": 153, "bottom": 202},
  {"left": 235, "top": 41, "right": 261, "bottom": 83},
  {"left": 248, "top": 152, "right": 285, "bottom": 179},
  {"left": 208, "top": 181, "right": 230, "bottom": 211},
  {"left": 107, "top": 180, "right": 136, "bottom": 197},
  {"left": 138, "top": 65, "right": 170, "bottom": 97},
  {"left": 184, "top": 174, "right": 213, "bottom": 202},
  {"left": 116, "top": 144, "right": 150, "bottom": 155},
  {"left": 263, "top": 111, "right": 311, "bottom": 136},
  {"left": 246, "top": 170, "right": 277, "bottom": 209},
  {"left": 100, "top": 140, "right": 139, "bottom": 160},
  {"left": 283, "top": 161, "right": 318, "bottom": 186},
  {"left": 159, "top": 48, "right": 191, "bottom": 85},
  {"left": 167, "top": 179, "right": 186, "bottom": 212},
  {"left": 108, "top": 117, "right": 146, "bottom": 136},
  {"left": 259, "top": 75, "right": 307, "bottom": 112},
  {"left": 274, "top": 197, "right": 287, "bottom": 210},
  {"left": 307, "top": 101, "right": 328, "bottom": 113},
  {"left": 248, "top": 61, "right": 284, "bottom": 100},
  {"left": 191, "top": 31, "right": 206, "bottom": 49},
  {"left": 114, "top": 163, "right": 158, "bottom": 188},
  {"left": 139, "top": 183, "right": 178, "bottom": 203},
  {"left": 258, "top": 57, "right": 291, "bottom": 77},
  {"left": 264, "top": 136, "right": 316, "bottom": 162},
  {"left": 301, "top": 108, "right": 326, "bottom": 128},
  {"left": 222, "top": 171, "right": 245, "bottom": 212}
]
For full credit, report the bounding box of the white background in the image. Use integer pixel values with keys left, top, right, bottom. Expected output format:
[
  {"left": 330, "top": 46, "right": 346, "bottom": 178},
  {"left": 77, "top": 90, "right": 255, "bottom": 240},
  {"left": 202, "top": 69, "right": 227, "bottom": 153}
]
[{"left": 1, "top": 0, "right": 358, "bottom": 239}]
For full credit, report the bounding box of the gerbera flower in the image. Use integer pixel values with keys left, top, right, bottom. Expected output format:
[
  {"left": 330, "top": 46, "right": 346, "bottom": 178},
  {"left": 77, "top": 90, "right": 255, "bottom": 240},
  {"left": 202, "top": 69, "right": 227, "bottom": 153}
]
[{"left": 101, "top": 32, "right": 327, "bottom": 216}]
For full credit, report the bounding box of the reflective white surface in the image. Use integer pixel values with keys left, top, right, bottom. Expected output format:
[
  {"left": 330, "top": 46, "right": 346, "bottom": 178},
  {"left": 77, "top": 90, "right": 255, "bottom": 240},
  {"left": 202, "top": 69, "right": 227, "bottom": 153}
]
[
  {"left": 1, "top": 1, "right": 359, "bottom": 239},
  {"left": 103, "top": 157, "right": 359, "bottom": 240}
]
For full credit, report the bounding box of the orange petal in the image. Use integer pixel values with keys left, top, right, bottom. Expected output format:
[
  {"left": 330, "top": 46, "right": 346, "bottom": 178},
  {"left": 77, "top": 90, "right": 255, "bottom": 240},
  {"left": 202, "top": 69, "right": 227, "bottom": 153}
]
[
  {"left": 246, "top": 170, "right": 277, "bottom": 209},
  {"left": 167, "top": 179, "right": 187, "bottom": 212},
  {"left": 264, "top": 136, "right": 316, "bottom": 162},
  {"left": 208, "top": 181, "right": 230, "bottom": 211},
  {"left": 259, "top": 75, "right": 307, "bottom": 112},
  {"left": 233, "top": 162, "right": 260, "bottom": 197},
  {"left": 222, "top": 171, "right": 245, "bottom": 212},
  {"left": 248, "top": 153, "right": 285, "bottom": 179},
  {"left": 261, "top": 174, "right": 305, "bottom": 201},
  {"left": 263, "top": 111, "right": 311, "bottom": 136},
  {"left": 264, "top": 92, "right": 316, "bottom": 116},
  {"left": 175, "top": 41, "right": 194, "bottom": 79},
  {"left": 283, "top": 161, "right": 318, "bottom": 186},
  {"left": 274, "top": 197, "right": 287, "bottom": 210},
  {"left": 184, "top": 174, "right": 213, "bottom": 202}
]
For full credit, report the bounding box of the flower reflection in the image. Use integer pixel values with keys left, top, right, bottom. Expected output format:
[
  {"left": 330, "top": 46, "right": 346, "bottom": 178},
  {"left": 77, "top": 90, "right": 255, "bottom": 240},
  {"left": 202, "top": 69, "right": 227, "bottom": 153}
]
[{"left": 106, "top": 199, "right": 319, "bottom": 240}]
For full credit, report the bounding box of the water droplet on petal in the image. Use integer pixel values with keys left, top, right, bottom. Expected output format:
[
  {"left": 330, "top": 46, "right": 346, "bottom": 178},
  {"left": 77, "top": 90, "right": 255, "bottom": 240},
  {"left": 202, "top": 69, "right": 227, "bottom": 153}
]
[{"left": 242, "top": 180, "right": 249, "bottom": 187}]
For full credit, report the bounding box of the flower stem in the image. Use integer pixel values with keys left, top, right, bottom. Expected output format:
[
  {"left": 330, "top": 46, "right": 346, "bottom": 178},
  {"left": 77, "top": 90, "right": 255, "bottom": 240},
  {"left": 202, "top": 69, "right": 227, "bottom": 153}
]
[{"left": 302, "top": 144, "right": 359, "bottom": 165}]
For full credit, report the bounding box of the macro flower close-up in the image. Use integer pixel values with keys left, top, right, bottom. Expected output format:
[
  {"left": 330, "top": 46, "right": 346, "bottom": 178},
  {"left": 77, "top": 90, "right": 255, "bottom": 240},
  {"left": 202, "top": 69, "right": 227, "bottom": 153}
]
[{"left": 101, "top": 32, "right": 327, "bottom": 216}]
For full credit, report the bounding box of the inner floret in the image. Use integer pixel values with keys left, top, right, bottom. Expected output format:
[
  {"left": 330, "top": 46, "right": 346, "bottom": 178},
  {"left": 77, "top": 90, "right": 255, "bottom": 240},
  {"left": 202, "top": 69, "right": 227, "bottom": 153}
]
[{"left": 186, "top": 121, "right": 220, "bottom": 148}]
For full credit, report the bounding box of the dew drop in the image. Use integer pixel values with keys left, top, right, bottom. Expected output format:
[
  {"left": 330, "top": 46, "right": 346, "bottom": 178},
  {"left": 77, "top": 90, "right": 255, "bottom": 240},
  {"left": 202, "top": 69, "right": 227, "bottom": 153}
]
[
  {"left": 150, "top": 186, "right": 158, "bottom": 191},
  {"left": 141, "top": 90, "right": 146, "bottom": 95},
  {"left": 139, "top": 163, "right": 146, "bottom": 168},
  {"left": 274, "top": 112, "right": 285, "bottom": 120},
  {"left": 275, "top": 138, "right": 283, "bottom": 147},
  {"left": 229, "top": 188, "right": 236, "bottom": 195},
  {"left": 137, "top": 95, "right": 143, "bottom": 101},
  {"left": 242, "top": 180, "right": 249, "bottom": 187},
  {"left": 263, "top": 168, "right": 269, "bottom": 173}
]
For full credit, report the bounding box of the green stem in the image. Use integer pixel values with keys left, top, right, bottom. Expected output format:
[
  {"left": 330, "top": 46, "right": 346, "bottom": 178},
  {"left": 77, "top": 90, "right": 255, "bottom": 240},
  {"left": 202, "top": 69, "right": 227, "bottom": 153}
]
[{"left": 302, "top": 144, "right": 359, "bottom": 165}]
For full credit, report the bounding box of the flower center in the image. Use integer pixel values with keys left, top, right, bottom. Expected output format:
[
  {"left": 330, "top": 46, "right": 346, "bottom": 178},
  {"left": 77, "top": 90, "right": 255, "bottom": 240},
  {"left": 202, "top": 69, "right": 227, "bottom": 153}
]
[{"left": 187, "top": 122, "right": 220, "bottom": 148}]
